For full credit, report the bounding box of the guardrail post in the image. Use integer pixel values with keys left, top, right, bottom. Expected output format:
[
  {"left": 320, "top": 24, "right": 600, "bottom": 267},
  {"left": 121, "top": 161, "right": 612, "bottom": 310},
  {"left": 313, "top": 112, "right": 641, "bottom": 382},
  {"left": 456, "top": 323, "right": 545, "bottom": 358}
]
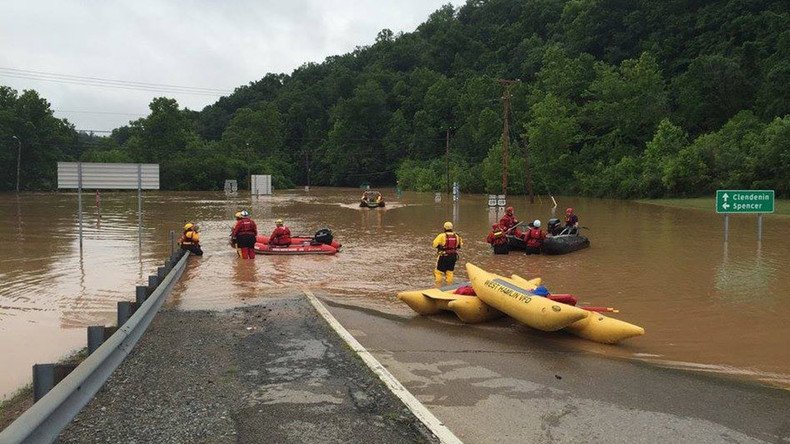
[
  {"left": 157, "top": 266, "right": 166, "bottom": 280},
  {"left": 118, "top": 301, "right": 132, "bottom": 327},
  {"left": 163, "top": 259, "right": 172, "bottom": 274},
  {"left": 87, "top": 326, "right": 117, "bottom": 354},
  {"left": 148, "top": 274, "right": 160, "bottom": 290},
  {"left": 169, "top": 230, "right": 175, "bottom": 258},
  {"left": 136, "top": 285, "right": 148, "bottom": 304},
  {"left": 88, "top": 326, "right": 105, "bottom": 354},
  {"left": 33, "top": 364, "right": 55, "bottom": 402}
]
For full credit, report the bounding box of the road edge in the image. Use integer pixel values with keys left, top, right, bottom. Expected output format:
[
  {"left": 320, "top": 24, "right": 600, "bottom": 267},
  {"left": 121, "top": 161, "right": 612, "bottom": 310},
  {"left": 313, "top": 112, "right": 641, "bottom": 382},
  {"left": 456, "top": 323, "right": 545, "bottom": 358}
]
[{"left": 303, "top": 289, "right": 463, "bottom": 444}]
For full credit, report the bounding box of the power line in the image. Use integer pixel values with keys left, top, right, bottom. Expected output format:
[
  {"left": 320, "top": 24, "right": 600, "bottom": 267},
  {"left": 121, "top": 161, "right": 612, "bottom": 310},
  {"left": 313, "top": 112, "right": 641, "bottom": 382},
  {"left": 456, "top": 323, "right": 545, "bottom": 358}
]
[
  {"left": 0, "top": 67, "right": 232, "bottom": 93},
  {"left": 54, "top": 109, "right": 147, "bottom": 116},
  {"left": 0, "top": 67, "right": 233, "bottom": 97}
]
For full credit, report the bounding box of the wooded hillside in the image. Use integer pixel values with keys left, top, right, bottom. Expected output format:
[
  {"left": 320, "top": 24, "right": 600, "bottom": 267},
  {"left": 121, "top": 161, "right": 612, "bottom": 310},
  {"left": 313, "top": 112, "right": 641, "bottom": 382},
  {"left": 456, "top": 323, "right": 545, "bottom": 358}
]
[{"left": 3, "top": 0, "right": 788, "bottom": 197}]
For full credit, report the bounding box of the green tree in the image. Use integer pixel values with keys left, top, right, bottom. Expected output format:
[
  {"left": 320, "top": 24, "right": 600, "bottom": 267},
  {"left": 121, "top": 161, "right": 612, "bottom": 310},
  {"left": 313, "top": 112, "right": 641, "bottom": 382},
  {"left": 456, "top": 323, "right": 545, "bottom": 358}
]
[
  {"left": 525, "top": 93, "right": 581, "bottom": 192},
  {"left": 641, "top": 119, "right": 688, "bottom": 197}
]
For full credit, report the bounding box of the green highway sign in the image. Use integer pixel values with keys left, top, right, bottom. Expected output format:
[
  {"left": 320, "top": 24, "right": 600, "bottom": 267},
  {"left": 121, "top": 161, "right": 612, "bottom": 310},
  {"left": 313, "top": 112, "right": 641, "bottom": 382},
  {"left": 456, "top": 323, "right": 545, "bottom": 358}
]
[{"left": 716, "top": 190, "right": 774, "bottom": 214}]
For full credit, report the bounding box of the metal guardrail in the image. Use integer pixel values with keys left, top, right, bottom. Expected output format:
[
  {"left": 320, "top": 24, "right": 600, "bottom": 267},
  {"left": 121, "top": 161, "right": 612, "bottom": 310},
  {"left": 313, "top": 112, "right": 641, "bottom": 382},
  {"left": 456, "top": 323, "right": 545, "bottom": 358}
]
[{"left": 0, "top": 250, "right": 190, "bottom": 444}]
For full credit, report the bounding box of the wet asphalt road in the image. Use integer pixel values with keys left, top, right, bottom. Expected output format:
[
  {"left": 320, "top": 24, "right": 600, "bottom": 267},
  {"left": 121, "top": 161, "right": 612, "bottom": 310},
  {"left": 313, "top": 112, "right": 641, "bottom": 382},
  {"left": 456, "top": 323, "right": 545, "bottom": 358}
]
[
  {"left": 58, "top": 297, "right": 437, "bottom": 443},
  {"left": 321, "top": 297, "right": 790, "bottom": 444}
]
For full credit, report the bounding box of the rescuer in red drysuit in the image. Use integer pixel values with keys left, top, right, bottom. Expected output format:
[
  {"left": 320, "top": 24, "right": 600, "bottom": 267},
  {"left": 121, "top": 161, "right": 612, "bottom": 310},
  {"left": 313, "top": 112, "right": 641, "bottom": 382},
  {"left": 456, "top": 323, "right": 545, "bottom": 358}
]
[
  {"left": 486, "top": 223, "right": 509, "bottom": 255},
  {"left": 268, "top": 219, "right": 292, "bottom": 246},
  {"left": 231, "top": 210, "right": 258, "bottom": 259},
  {"left": 522, "top": 219, "right": 546, "bottom": 255},
  {"left": 564, "top": 207, "right": 579, "bottom": 234},
  {"left": 499, "top": 206, "right": 521, "bottom": 237}
]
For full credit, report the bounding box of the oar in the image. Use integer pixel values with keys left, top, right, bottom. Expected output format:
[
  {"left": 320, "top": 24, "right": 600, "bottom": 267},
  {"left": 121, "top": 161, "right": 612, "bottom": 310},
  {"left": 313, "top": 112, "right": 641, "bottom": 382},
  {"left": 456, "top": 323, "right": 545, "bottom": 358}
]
[{"left": 505, "top": 221, "right": 526, "bottom": 234}]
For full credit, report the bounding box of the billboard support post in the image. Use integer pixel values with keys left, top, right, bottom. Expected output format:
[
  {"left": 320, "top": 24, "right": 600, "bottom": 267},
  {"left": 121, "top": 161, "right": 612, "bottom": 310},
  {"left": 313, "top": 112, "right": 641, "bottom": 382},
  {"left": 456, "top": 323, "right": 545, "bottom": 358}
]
[
  {"left": 137, "top": 164, "right": 142, "bottom": 249},
  {"left": 78, "top": 162, "right": 83, "bottom": 252}
]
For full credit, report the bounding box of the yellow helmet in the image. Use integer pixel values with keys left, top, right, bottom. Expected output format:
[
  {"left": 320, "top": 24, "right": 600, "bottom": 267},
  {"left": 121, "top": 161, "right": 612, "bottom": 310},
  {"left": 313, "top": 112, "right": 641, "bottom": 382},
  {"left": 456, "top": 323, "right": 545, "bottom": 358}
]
[
  {"left": 275, "top": 218, "right": 284, "bottom": 225},
  {"left": 234, "top": 211, "right": 242, "bottom": 220},
  {"left": 184, "top": 223, "right": 194, "bottom": 231},
  {"left": 443, "top": 221, "right": 453, "bottom": 230}
]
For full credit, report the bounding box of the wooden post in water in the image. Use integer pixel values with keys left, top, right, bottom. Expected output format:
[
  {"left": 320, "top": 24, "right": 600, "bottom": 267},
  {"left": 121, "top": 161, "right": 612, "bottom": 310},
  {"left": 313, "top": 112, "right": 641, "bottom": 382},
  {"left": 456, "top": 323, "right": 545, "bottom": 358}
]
[
  {"left": 757, "top": 214, "right": 763, "bottom": 241},
  {"left": 445, "top": 128, "right": 450, "bottom": 195}
]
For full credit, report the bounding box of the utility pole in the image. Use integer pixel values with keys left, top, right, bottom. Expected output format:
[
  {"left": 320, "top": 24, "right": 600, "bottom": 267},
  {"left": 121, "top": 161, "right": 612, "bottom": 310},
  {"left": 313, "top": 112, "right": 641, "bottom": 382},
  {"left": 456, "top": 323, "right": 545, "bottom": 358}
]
[
  {"left": 498, "top": 79, "right": 519, "bottom": 196},
  {"left": 305, "top": 149, "right": 311, "bottom": 189},
  {"left": 445, "top": 128, "right": 450, "bottom": 194},
  {"left": 12, "top": 136, "right": 21, "bottom": 192}
]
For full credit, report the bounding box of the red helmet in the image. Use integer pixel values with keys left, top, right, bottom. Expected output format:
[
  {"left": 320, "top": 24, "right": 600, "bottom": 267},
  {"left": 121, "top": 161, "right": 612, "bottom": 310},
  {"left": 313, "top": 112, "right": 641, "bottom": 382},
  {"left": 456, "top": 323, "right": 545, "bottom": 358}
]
[
  {"left": 506, "top": 206, "right": 514, "bottom": 214},
  {"left": 566, "top": 207, "right": 574, "bottom": 214}
]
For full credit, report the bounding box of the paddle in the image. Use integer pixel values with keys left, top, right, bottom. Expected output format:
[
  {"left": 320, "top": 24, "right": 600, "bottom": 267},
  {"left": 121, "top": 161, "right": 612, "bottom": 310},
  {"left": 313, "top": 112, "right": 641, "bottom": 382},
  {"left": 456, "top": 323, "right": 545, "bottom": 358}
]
[{"left": 504, "top": 221, "right": 527, "bottom": 235}]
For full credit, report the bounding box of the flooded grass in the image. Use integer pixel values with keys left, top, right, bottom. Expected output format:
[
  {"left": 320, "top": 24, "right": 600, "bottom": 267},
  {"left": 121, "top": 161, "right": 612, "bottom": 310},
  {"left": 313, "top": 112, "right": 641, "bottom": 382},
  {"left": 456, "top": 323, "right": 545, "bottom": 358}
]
[{"left": 635, "top": 197, "right": 790, "bottom": 216}]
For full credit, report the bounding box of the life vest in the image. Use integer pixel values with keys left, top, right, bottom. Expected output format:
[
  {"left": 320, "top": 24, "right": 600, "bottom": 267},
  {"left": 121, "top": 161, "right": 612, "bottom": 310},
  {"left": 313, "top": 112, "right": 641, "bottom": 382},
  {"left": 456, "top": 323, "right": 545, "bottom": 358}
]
[
  {"left": 235, "top": 218, "right": 256, "bottom": 235},
  {"left": 565, "top": 214, "right": 578, "bottom": 226},
  {"left": 499, "top": 214, "right": 517, "bottom": 230},
  {"left": 491, "top": 229, "right": 507, "bottom": 245},
  {"left": 524, "top": 227, "right": 545, "bottom": 248},
  {"left": 270, "top": 226, "right": 292, "bottom": 245},
  {"left": 439, "top": 233, "right": 459, "bottom": 255},
  {"left": 179, "top": 230, "right": 199, "bottom": 245}
]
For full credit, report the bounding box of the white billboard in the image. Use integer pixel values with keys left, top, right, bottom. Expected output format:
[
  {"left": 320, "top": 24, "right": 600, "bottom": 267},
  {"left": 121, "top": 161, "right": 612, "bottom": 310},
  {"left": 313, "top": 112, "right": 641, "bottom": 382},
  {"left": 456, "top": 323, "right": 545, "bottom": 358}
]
[{"left": 57, "top": 162, "right": 159, "bottom": 190}]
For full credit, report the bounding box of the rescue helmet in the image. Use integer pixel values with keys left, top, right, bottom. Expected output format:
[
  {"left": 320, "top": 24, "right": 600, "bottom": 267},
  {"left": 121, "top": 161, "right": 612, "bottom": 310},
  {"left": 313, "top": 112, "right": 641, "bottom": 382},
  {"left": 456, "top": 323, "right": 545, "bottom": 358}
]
[
  {"left": 566, "top": 207, "right": 574, "bottom": 215},
  {"left": 240, "top": 210, "right": 250, "bottom": 218},
  {"left": 506, "top": 206, "right": 514, "bottom": 214},
  {"left": 533, "top": 219, "right": 541, "bottom": 228},
  {"left": 184, "top": 223, "right": 194, "bottom": 231},
  {"left": 275, "top": 218, "right": 284, "bottom": 225},
  {"left": 234, "top": 211, "right": 243, "bottom": 220},
  {"left": 443, "top": 221, "right": 453, "bottom": 230}
]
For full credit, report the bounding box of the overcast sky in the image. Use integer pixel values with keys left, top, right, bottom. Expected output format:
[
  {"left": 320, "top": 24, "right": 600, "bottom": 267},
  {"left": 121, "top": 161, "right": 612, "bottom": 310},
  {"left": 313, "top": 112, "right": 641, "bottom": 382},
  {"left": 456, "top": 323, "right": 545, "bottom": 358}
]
[{"left": 0, "top": 1, "right": 453, "bottom": 132}]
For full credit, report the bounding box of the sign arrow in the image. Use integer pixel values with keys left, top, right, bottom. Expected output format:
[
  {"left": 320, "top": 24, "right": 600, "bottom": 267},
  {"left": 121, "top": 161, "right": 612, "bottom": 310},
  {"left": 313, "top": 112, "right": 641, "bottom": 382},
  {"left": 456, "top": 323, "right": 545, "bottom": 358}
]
[
  {"left": 723, "top": 193, "right": 729, "bottom": 201},
  {"left": 723, "top": 203, "right": 730, "bottom": 210}
]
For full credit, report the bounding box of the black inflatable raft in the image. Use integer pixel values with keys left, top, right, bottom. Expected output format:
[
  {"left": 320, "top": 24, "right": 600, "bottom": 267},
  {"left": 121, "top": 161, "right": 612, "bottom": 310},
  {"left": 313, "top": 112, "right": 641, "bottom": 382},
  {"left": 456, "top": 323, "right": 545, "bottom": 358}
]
[{"left": 506, "top": 233, "right": 590, "bottom": 255}]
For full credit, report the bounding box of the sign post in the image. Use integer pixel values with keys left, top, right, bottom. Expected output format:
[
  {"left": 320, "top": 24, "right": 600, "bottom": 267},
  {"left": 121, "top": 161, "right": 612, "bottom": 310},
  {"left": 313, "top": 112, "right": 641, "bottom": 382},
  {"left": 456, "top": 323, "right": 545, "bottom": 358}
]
[{"left": 716, "top": 190, "right": 774, "bottom": 241}]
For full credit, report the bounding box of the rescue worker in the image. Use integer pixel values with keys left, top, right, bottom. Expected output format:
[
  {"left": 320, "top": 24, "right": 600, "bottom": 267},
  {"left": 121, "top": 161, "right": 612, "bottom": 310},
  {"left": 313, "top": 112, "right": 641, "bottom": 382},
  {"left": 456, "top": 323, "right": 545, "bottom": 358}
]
[
  {"left": 522, "top": 219, "right": 546, "bottom": 255},
  {"left": 231, "top": 210, "right": 258, "bottom": 259},
  {"left": 499, "top": 206, "right": 521, "bottom": 237},
  {"left": 564, "top": 207, "right": 579, "bottom": 234},
  {"left": 485, "top": 223, "right": 509, "bottom": 255},
  {"left": 268, "top": 218, "right": 292, "bottom": 246},
  {"left": 432, "top": 221, "right": 463, "bottom": 287},
  {"left": 179, "top": 223, "right": 203, "bottom": 256}
]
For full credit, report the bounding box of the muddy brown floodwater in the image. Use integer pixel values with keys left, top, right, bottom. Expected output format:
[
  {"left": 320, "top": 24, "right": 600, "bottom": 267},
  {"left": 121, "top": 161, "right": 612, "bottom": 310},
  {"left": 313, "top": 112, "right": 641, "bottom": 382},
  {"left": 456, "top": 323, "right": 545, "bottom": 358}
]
[{"left": 1, "top": 188, "right": 788, "bottom": 399}]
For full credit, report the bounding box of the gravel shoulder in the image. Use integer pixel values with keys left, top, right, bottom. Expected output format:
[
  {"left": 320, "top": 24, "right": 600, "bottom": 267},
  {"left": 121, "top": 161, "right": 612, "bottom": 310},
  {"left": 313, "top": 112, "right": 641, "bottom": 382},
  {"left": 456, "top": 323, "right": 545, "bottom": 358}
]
[{"left": 58, "top": 296, "right": 437, "bottom": 443}]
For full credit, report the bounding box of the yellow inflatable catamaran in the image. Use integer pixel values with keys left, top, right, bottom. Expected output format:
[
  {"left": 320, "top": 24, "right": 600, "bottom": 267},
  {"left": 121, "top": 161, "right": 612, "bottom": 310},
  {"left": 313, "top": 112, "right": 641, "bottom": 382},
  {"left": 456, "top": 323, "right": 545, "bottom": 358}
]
[
  {"left": 397, "top": 264, "right": 645, "bottom": 344},
  {"left": 396, "top": 288, "right": 503, "bottom": 323},
  {"left": 466, "top": 263, "right": 588, "bottom": 331},
  {"left": 508, "top": 274, "right": 645, "bottom": 344}
]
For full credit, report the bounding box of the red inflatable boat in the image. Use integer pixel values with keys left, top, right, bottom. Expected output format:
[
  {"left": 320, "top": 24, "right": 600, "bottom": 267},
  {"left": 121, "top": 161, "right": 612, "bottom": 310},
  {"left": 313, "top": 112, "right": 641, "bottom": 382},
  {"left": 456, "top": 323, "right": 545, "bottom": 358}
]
[{"left": 253, "top": 229, "right": 342, "bottom": 255}]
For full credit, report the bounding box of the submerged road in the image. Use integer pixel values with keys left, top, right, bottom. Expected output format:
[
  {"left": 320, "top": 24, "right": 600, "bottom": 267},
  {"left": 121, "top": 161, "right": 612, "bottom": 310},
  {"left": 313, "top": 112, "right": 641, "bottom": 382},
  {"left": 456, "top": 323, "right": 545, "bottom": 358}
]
[{"left": 321, "top": 296, "right": 790, "bottom": 444}]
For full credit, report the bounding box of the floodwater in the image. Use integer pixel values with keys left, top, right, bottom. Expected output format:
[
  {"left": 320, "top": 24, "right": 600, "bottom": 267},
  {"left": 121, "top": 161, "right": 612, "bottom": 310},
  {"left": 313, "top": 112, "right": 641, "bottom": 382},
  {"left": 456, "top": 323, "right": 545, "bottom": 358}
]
[{"left": 1, "top": 188, "right": 788, "bottom": 399}]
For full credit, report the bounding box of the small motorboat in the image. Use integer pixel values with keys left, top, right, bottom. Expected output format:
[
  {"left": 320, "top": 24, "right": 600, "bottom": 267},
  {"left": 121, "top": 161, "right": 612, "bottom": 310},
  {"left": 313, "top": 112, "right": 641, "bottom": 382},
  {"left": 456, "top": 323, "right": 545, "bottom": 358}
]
[
  {"left": 359, "top": 190, "right": 385, "bottom": 208},
  {"left": 254, "top": 228, "right": 341, "bottom": 255},
  {"left": 506, "top": 218, "right": 589, "bottom": 255}
]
